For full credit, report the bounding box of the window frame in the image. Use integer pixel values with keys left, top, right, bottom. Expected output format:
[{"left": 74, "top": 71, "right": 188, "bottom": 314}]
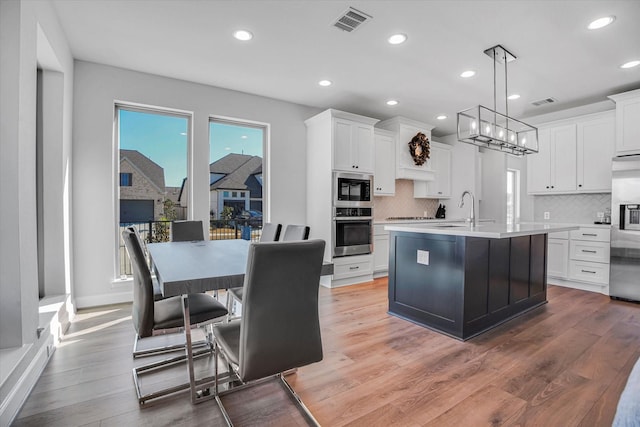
[
  {"left": 209, "top": 116, "right": 270, "bottom": 222},
  {"left": 114, "top": 102, "right": 193, "bottom": 279},
  {"left": 506, "top": 168, "right": 521, "bottom": 225}
]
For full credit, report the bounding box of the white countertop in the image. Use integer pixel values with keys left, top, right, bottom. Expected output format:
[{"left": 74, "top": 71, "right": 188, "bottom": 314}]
[{"left": 384, "top": 222, "right": 580, "bottom": 239}]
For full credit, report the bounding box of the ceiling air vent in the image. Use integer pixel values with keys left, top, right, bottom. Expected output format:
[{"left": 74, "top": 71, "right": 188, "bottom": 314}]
[
  {"left": 332, "top": 7, "right": 372, "bottom": 32},
  {"left": 531, "top": 97, "right": 557, "bottom": 107}
]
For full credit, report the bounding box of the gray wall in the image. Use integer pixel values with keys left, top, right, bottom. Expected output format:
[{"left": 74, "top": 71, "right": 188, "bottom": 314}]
[{"left": 72, "top": 61, "right": 320, "bottom": 307}]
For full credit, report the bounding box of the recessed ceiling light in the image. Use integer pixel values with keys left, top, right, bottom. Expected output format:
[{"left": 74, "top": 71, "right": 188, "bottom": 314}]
[
  {"left": 587, "top": 16, "right": 615, "bottom": 30},
  {"left": 436, "top": 115, "right": 447, "bottom": 120},
  {"left": 388, "top": 34, "right": 407, "bottom": 45},
  {"left": 386, "top": 100, "right": 399, "bottom": 106},
  {"left": 460, "top": 70, "right": 476, "bottom": 78},
  {"left": 620, "top": 60, "right": 640, "bottom": 69},
  {"left": 180, "top": 132, "right": 187, "bottom": 136},
  {"left": 318, "top": 80, "right": 332, "bottom": 87},
  {"left": 508, "top": 94, "right": 521, "bottom": 100},
  {"left": 233, "top": 30, "right": 253, "bottom": 41},
  {"left": 225, "top": 147, "right": 231, "bottom": 150},
  {"left": 241, "top": 135, "right": 248, "bottom": 139}
]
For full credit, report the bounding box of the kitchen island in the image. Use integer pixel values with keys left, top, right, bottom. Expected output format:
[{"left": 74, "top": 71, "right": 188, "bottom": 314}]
[{"left": 384, "top": 222, "right": 579, "bottom": 340}]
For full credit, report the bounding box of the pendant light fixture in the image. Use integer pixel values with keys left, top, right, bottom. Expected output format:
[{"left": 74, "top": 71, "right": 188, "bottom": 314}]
[{"left": 457, "top": 45, "right": 538, "bottom": 156}]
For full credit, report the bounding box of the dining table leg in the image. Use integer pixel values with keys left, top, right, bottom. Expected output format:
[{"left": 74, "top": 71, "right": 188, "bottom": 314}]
[{"left": 182, "top": 294, "right": 199, "bottom": 404}]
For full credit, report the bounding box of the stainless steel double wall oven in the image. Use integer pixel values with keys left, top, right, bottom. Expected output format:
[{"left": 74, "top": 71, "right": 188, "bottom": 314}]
[{"left": 333, "top": 172, "right": 373, "bottom": 257}]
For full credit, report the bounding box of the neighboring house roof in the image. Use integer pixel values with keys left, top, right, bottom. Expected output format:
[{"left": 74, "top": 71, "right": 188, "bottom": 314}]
[
  {"left": 177, "top": 154, "right": 263, "bottom": 203},
  {"left": 164, "top": 186, "right": 182, "bottom": 204},
  {"left": 209, "top": 154, "right": 262, "bottom": 191},
  {"left": 120, "top": 149, "right": 166, "bottom": 191}
]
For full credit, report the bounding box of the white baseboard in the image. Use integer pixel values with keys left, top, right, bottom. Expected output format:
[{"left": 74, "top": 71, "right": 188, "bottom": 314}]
[
  {"left": 74, "top": 290, "right": 133, "bottom": 309},
  {"left": 548, "top": 277, "right": 609, "bottom": 295}
]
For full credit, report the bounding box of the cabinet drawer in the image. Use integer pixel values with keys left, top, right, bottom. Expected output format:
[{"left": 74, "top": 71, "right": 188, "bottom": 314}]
[
  {"left": 569, "top": 260, "right": 610, "bottom": 285},
  {"left": 548, "top": 231, "right": 569, "bottom": 239},
  {"left": 569, "top": 240, "right": 610, "bottom": 263},
  {"left": 570, "top": 228, "right": 610, "bottom": 242},
  {"left": 333, "top": 256, "right": 373, "bottom": 280}
]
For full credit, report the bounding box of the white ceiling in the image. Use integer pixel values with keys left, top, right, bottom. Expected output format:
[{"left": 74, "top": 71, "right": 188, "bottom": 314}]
[{"left": 51, "top": 0, "right": 640, "bottom": 137}]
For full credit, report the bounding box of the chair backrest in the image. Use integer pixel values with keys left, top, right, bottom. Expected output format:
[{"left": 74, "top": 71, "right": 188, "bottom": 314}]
[
  {"left": 172, "top": 220, "right": 204, "bottom": 242},
  {"left": 122, "top": 228, "right": 155, "bottom": 338},
  {"left": 259, "top": 222, "right": 282, "bottom": 242},
  {"left": 281, "top": 224, "right": 310, "bottom": 241},
  {"left": 239, "top": 240, "right": 325, "bottom": 381}
]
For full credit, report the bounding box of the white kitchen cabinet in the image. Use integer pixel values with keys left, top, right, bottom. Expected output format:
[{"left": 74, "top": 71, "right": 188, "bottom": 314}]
[
  {"left": 333, "top": 118, "right": 375, "bottom": 173},
  {"left": 547, "top": 225, "right": 611, "bottom": 294},
  {"left": 528, "top": 123, "right": 577, "bottom": 194},
  {"left": 332, "top": 254, "right": 373, "bottom": 282},
  {"left": 376, "top": 116, "right": 436, "bottom": 181},
  {"left": 413, "top": 142, "right": 452, "bottom": 198},
  {"left": 373, "top": 129, "right": 396, "bottom": 196},
  {"left": 609, "top": 88, "right": 640, "bottom": 155},
  {"left": 576, "top": 112, "right": 615, "bottom": 192},
  {"left": 527, "top": 111, "right": 615, "bottom": 195},
  {"left": 373, "top": 233, "right": 389, "bottom": 274},
  {"left": 547, "top": 238, "right": 569, "bottom": 279},
  {"left": 305, "top": 109, "right": 379, "bottom": 288}
]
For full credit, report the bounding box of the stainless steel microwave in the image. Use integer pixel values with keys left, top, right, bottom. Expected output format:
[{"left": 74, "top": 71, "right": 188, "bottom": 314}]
[{"left": 333, "top": 172, "right": 373, "bottom": 207}]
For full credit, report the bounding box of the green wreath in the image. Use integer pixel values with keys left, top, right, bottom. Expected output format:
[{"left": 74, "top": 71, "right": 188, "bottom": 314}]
[{"left": 408, "top": 132, "right": 430, "bottom": 166}]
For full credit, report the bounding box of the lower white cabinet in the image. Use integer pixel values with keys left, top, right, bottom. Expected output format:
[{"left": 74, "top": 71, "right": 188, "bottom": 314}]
[
  {"left": 547, "top": 238, "right": 569, "bottom": 279},
  {"left": 373, "top": 224, "right": 390, "bottom": 275},
  {"left": 547, "top": 225, "right": 611, "bottom": 294},
  {"left": 331, "top": 254, "right": 373, "bottom": 286}
]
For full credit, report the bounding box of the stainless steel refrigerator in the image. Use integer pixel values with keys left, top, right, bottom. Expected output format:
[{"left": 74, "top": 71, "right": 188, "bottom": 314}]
[{"left": 610, "top": 155, "right": 640, "bottom": 302}]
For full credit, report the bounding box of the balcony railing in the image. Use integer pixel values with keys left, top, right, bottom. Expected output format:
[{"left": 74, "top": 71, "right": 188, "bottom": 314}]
[{"left": 118, "top": 219, "right": 263, "bottom": 277}]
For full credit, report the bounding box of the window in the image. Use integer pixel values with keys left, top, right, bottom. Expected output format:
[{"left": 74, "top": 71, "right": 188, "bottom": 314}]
[
  {"left": 116, "top": 105, "right": 190, "bottom": 276},
  {"left": 506, "top": 169, "right": 520, "bottom": 225},
  {"left": 209, "top": 119, "right": 267, "bottom": 229},
  {"left": 120, "top": 172, "right": 132, "bottom": 186}
]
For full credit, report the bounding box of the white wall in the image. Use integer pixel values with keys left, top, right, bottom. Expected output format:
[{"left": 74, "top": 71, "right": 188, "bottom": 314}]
[
  {"left": 0, "top": 0, "right": 74, "bottom": 423},
  {"left": 72, "top": 61, "right": 320, "bottom": 307}
]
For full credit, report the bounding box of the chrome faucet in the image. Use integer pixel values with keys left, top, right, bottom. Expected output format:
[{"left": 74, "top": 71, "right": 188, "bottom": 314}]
[{"left": 458, "top": 190, "right": 476, "bottom": 227}]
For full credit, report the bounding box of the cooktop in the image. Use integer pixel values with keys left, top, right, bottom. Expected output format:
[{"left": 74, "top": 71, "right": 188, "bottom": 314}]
[{"left": 386, "top": 216, "right": 435, "bottom": 220}]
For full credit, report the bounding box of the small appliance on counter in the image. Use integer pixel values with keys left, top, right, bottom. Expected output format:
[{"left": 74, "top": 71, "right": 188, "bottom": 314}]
[
  {"left": 610, "top": 155, "right": 640, "bottom": 303},
  {"left": 435, "top": 204, "right": 446, "bottom": 219}
]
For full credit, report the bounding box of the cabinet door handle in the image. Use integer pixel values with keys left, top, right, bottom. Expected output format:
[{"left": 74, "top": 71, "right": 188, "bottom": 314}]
[
  {"left": 581, "top": 249, "right": 597, "bottom": 253},
  {"left": 578, "top": 184, "right": 582, "bottom": 187},
  {"left": 349, "top": 266, "right": 360, "bottom": 270},
  {"left": 546, "top": 186, "right": 550, "bottom": 189},
  {"left": 581, "top": 269, "right": 596, "bottom": 274},
  {"left": 582, "top": 233, "right": 597, "bottom": 237}
]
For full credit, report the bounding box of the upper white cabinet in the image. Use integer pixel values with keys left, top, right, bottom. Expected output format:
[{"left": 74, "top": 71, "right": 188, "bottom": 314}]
[
  {"left": 413, "top": 141, "right": 452, "bottom": 198},
  {"left": 376, "top": 116, "right": 436, "bottom": 181},
  {"left": 527, "top": 111, "right": 614, "bottom": 195},
  {"left": 373, "top": 129, "right": 396, "bottom": 196},
  {"left": 528, "top": 123, "right": 576, "bottom": 193},
  {"left": 576, "top": 112, "right": 615, "bottom": 192},
  {"left": 333, "top": 118, "right": 375, "bottom": 173},
  {"left": 609, "top": 88, "right": 640, "bottom": 155}
]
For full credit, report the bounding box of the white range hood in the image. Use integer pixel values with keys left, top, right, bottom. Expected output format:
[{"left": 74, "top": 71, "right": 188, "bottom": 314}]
[{"left": 376, "top": 116, "right": 436, "bottom": 181}]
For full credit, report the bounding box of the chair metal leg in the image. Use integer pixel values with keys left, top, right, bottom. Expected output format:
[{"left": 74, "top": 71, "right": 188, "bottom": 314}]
[{"left": 279, "top": 373, "right": 321, "bottom": 427}]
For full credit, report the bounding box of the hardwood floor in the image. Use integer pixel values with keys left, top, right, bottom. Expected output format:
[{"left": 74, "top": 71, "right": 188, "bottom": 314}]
[{"left": 13, "top": 279, "right": 640, "bottom": 426}]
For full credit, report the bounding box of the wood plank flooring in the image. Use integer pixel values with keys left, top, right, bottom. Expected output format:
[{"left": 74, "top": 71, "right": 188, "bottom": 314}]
[{"left": 13, "top": 279, "right": 640, "bottom": 426}]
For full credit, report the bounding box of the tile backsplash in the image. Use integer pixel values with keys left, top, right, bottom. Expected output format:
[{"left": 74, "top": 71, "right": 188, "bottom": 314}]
[
  {"left": 373, "top": 180, "right": 439, "bottom": 220},
  {"left": 533, "top": 193, "right": 611, "bottom": 223}
]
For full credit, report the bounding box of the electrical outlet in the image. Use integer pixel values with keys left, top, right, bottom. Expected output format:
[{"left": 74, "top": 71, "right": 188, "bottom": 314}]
[
  {"left": 417, "top": 250, "right": 430, "bottom": 266},
  {"left": 544, "top": 211, "right": 550, "bottom": 220}
]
